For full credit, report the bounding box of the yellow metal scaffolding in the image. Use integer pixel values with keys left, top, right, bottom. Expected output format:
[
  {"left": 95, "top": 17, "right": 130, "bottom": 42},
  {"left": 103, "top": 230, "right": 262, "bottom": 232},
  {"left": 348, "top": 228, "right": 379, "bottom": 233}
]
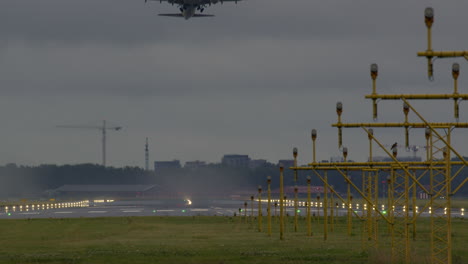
[{"left": 261, "top": 8, "right": 467, "bottom": 264}]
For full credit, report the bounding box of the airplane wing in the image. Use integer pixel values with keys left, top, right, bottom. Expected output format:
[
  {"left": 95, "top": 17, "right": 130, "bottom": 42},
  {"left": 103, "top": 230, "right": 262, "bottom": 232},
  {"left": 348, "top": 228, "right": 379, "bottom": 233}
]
[
  {"left": 146, "top": 0, "right": 241, "bottom": 3},
  {"left": 158, "top": 13, "right": 183, "bottom": 17},
  {"left": 158, "top": 13, "right": 215, "bottom": 17},
  {"left": 203, "top": 0, "right": 242, "bottom": 3},
  {"left": 192, "top": 14, "right": 215, "bottom": 17}
]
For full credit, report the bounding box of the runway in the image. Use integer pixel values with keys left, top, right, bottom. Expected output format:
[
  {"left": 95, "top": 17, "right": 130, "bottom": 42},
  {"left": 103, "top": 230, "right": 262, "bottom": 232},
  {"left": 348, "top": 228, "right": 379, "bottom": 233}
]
[
  {"left": 0, "top": 204, "right": 306, "bottom": 219},
  {"left": 0, "top": 200, "right": 465, "bottom": 219}
]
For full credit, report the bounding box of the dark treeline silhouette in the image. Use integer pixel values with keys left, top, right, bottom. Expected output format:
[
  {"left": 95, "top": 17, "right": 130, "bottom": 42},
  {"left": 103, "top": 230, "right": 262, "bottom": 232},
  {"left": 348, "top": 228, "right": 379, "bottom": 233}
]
[{"left": 0, "top": 161, "right": 466, "bottom": 199}]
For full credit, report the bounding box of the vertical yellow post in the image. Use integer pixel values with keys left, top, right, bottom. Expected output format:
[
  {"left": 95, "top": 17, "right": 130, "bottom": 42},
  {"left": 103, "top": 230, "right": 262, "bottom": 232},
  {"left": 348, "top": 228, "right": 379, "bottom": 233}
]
[
  {"left": 403, "top": 103, "right": 410, "bottom": 148},
  {"left": 293, "top": 147, "right": 298, "bottom": 232},
  {"left": 370, "top": 64, "right": 378, "bottom": 120},
  {"left": 307, "top": 175, "right": 312, "bottom": 236},
  {"left": 389, "top": 169, "right": 395, "bottom": 239},
  {"left": 311, "top": 129, "right": 317, "bottom": 163},
  {"left": 412, "top": 170, "right": 417, "bottom": 241},
  {"left": 367, "top": 129, "right": 374, "bottom": 242},
  {"left": 274, "top": 202, "right": 278, "bottom": 223},
  {"left": 405, "top": 168, "right": 410, "bottom": 264},
  {"left": 428, "top": 128, "right": 436, "bottom": 263},
  {"left": 310, "top": 129, "right": 317, "bottom": 237},
  {"left": 284, "top": 195, "right": 288, "bottom": 231},
  {"left": 424, "top": 7, "right": 434, "bottom": 79},
  {"left": 348, "top": 193, "right": 353, "bottom": 237},
  {"left": 330, "top": 189, "right": 334, "bottom": 233},
  {"left": 250, "top": 195, "right": 254, "bottom": 222},
  {"left": 244, "top": 202, "right": 247, "bottom": 223},
  {"left": 324, "top": 171, "right": 328, "bottom": 241},
  {"left": 452, "top": 63, "right": 460, "bottom": 120},
  {"left": 362, "top": 171, "right": 366, "bottom": 218},
  {"left": 445, "top": 134, "right": 453, "bottom": 264},
  {"left": 337, "top": 102, "right": 343, "bottom": 148},
  {"left": 279, "top": 165, "right": 285, "bottom": 240},
  {"left": 343, "top": 147, "right": 352, "bottom": 236},
  {"left": 426, "top": 128, "right": 430, "bottom": 162},
  {"left": 374, "top": 170, "right": 379, "bottom": 246},
  {"left": 368, "top": 128, "right": 373, "bottom": 162},
  {"left": 267, "top": 176, "right": 272, "bottom": 236},
  {"left": 258, "top": 186, "right": 262, "bottom": 232},
  {"left": 316, "top": 195, "right": 320, "bottom": 221},
  {"left": 387, "top": 175, "right": 392, "bottom": 234},
  {"left": 294, "top": 185, "right": 298, "bottom": 233}
]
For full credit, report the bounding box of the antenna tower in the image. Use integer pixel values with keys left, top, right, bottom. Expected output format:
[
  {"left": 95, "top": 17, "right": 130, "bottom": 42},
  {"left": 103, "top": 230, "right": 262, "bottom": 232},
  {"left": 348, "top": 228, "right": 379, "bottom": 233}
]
[{"left": 145, "top": 137, "right": 149, "bottom": 171}]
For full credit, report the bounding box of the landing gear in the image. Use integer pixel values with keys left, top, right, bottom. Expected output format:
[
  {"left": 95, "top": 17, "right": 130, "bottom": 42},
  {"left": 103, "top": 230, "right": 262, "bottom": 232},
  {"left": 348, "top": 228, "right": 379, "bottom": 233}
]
[{"left": 196, "top": 5, "right": 206, "bottom": 13}]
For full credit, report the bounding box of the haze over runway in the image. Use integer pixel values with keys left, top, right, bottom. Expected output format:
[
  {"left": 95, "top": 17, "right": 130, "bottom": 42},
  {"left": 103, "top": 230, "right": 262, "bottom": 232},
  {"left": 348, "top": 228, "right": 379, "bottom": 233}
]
[{"left": 1, "top": 0, "right": 467, "bottom": 167}]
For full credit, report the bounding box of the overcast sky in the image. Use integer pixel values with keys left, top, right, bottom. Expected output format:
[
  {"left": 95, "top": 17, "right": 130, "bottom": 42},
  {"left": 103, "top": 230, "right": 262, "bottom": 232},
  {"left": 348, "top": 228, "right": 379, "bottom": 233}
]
[{"left": 1, "top": 0, "right": 467, "bottom": 167}]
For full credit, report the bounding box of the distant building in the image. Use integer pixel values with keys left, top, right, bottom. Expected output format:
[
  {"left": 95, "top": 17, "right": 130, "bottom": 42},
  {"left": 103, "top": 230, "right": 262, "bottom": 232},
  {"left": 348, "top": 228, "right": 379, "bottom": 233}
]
[
  {"left": 249, "top": 159, "right": 267, "bottom": 169},
  {"left": 154, "top": 160, "right": 181, "bottom": 170},
  {"left": 272, "top": 186, "right": 325, "bottom": 195},
  {"left": 373, "top": 156, "right": 422, "bottom": 162},
  {"left": 222, "top": 154, "right": 250, "bottom": 168},
  {"left": 277, "top": 160, "right": 294, "bottom": 168},
  {"left": 330, "top": 156, "right": 343, "bottom": 162},
  {"left": 185, "top": 160, "right": 207, "bottom": 169}
]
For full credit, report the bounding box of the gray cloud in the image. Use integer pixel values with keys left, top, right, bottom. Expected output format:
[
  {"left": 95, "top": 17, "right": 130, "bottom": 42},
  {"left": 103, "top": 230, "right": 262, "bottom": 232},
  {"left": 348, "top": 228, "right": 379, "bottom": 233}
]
[{"left": 0, "top": 0, "right": 467, "bottom": 167}]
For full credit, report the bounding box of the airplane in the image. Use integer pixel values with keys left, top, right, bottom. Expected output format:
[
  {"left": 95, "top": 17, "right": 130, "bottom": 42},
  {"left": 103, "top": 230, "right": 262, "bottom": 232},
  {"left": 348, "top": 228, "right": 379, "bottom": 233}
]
[{"left": 144, "top": 0, "right": 242, "bottom": 20}]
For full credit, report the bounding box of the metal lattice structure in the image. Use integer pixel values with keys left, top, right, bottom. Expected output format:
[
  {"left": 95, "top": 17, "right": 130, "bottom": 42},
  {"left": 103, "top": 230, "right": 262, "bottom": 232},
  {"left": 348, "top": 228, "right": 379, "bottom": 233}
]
[
  {"left": 362, "top": 169, "right": 379, "bottom": 251},
  {"left": 249, "top": 7, "right": 467, "bottom": 264},
  {"left": 390, "top": 166, "right": 410, "bottom": 263}
]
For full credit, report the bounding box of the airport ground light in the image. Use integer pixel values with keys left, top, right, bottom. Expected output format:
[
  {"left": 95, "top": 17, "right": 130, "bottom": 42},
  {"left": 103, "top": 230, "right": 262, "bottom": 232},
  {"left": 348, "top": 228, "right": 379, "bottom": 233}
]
[{"left": 2, "top": 200, "right": 89, "bottom": 216}]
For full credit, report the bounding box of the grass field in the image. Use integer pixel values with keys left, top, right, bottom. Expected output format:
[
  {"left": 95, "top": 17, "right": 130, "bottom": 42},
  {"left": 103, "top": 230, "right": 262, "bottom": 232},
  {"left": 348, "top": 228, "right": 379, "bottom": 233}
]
[{"left": 0, "top": 215, "right": 466, "bottom": 264}]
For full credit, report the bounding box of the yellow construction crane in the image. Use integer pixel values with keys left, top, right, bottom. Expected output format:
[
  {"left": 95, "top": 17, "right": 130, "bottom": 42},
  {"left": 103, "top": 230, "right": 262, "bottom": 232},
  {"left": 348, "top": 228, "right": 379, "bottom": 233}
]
[{"left": 57, "top": 120, "right": 122, "bottom": 167}]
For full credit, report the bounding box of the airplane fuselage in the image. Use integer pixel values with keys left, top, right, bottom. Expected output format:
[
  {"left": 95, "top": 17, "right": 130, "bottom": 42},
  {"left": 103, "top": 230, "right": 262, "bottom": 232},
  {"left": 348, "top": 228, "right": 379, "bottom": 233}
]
[
  {"left": 148, "top": 0, "right": 240, "bottom": 20},
  {"left": 182, "top": 5, "right": 196, "bottom": 19}
]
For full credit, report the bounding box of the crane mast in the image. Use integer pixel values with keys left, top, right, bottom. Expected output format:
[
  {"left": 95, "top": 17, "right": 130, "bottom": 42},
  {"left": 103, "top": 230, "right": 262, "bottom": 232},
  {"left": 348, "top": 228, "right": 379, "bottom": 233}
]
[{"left": 103, "top": 120, "right": 106, "bottom": 167}]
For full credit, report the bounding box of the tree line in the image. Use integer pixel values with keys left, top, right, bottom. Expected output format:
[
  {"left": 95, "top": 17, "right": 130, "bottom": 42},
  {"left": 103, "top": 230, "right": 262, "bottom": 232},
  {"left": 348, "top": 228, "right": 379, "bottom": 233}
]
[{"left": 0, "top": 162, "right": 466, "bottom": 199}]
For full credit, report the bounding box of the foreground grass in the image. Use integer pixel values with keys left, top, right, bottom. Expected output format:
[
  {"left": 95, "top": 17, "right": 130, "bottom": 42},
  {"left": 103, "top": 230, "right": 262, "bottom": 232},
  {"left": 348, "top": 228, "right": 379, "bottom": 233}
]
[{"left": 0, "top": 216, "right": 466, "bottom": 264}]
